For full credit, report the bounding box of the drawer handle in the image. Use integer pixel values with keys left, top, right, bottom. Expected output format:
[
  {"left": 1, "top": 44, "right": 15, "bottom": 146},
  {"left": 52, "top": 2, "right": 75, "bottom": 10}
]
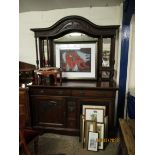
[
  {"left": 40, "top": 90, "right": 44, "bottom": 93},
  {"left": 48, "top": 101, "right": 57, "bottom": 106},
  {"left": 56, "top": 90, "right": 64, "bottom": 95},
  {"left": 79, "top": 91, "right": 84, "bottom": 95}
]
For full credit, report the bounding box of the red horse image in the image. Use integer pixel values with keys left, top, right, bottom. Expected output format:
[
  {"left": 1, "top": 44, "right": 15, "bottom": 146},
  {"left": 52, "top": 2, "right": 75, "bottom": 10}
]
[{"left": 62, "top": 50, "right": 90, "bottom": 72}]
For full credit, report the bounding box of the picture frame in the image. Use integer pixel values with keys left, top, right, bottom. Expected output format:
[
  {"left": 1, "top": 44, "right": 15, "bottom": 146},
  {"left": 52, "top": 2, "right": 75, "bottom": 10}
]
[
  {"left": 55, "top": 42, "right": 97, "bottom": 79},
  {"left": 85, "top": 108, "right": 104, "bottom": 123},
  {"left": 84, "top": 120, "right": 97, "bottom": 148},
  {"left": 104, "top": 116, "right": 108, "bottom": 138},
  {"left": 87, "top": 131, "right": 98, "bottom": 151},
  {"left": 97, "top": 123, "right": 105, "bottom": 149},
  {"left": 82, "top": 105, "right": 106, "bottom": 116},
  {"left": 80, "top": 114, "right": 85, "bottom": 148}
]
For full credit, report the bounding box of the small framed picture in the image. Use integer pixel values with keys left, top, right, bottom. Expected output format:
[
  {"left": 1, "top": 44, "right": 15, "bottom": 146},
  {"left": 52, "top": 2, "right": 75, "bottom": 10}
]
[
  {"left": 97, "top": 123, "right": 105, "bottom": 149},
  {"left": 87, "top": 131, "right": 98, "bottom": 151},
  {"left": 82, "top": 105, "right": 106, "bottom": 116},
  {"left": 85, "top": 108, "right": 104, "bottom": 123},
  {"left": 84, "top": 120, "right": 97, "bottom": 148}
]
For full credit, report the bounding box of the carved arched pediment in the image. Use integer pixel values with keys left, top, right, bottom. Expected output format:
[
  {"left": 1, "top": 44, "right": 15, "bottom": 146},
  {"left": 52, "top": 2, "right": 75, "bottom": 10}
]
[{"left": 31, "top": 16, "right": 119, "bottom": 38}]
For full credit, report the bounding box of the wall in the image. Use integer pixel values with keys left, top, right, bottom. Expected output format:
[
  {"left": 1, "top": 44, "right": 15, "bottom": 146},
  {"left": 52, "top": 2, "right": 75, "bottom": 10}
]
[{"left": 19, "top": 6, "right": 122, "bottom": 65}]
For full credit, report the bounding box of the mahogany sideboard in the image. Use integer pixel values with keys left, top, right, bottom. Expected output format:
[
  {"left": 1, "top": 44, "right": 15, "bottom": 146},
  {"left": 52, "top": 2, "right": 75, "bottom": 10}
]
[{"left": 28, "top": 81, "right": 118, "bottom": 136}]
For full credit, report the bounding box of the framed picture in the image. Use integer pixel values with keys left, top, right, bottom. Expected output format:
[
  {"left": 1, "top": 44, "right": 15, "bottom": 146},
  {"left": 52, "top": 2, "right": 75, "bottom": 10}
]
[
  {"left": 97, "top": 123, "right": 105, "bottom": 149},
  {"left": 87, "top": 131, "right": 98, "bottom": 151},
  {"left": 104, "top": 116, "right": 108, "bottom": 138},
  {"left": 82, "top": 105, "right": 106, "bottom": 116},
  {"left": 84, "top": 120, "right": 97, "bottom": 148},
  {"left": 80, "top": 114, "right": 85, "bottom": 148},
  {"left": 55, "top": 42, "right": 97, "bottom": 79},
  {"left": 85, "top": 108, "right": 104, "bottom": 123}
]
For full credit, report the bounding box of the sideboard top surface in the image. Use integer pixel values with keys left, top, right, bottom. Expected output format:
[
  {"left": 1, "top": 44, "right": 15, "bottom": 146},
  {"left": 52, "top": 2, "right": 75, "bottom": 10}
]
[{"left": 28, "top": 81, "right": 118, "bottom": 91}]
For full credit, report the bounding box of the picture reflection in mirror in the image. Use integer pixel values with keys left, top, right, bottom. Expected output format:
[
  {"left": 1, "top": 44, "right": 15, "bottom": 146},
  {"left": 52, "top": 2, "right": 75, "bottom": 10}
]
[{"left": 102, "top": 38, "right": 111, "bottom": 67}]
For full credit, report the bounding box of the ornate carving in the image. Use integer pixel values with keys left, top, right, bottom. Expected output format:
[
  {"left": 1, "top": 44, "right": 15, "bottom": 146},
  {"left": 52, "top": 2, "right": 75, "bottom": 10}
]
[{"left": 31, "top": 16, "right": 119, "bottom": 38}]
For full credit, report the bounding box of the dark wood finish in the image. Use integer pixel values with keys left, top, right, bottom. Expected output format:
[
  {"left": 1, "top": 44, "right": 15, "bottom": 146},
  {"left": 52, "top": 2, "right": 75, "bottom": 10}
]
[
  {"left": 28, "top": 81, "right": 118, "bottom": 136},
  {"left": 35, "top": 67, "right": 62, "bottom": 85},
  {"left": 31, "top": 96, "right": 66, "bottom": 128},
  {"left": 97, "top": 36, "right": 103, "bottom": 81},
  {"left": 35, "top": 37, "right": 39, "bottom": 69},
  {"left": 49, "top": 39, "right": 54, "bottom": 66},
  {"left": 31, "top": 16, "right": 118, "bottom": 38},
  {"left": 31, "top": 15, "right": 119, "bottom": 81},
  {"left": 118, "top": 119, "right": 135, "bottom": 155},
  {"left": 19, "top": 61, "right": 36, "bottom": 84},
  {"left": 28, "top": 16, "right": 119, "bottom": 137},
  {"left": 19, "top": 61, "right": 36, "bottom": 71},
  {"left": 19, "top": 88, "right": 31, "bottom": 127},
  {"left": 19, "top": 88, "right": 39, "bottom": 155}
]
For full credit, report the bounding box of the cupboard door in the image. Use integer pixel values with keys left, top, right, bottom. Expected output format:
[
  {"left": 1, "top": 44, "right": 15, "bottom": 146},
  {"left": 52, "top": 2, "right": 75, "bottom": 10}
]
[{"left": 31, "top": 96, "right": 66, "bottom": 128}]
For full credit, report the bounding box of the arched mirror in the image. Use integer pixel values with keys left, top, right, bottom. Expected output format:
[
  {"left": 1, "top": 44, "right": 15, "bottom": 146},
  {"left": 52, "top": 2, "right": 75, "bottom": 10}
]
[{"left": 31, "top": 16, "right": 119, "bottom": 81}]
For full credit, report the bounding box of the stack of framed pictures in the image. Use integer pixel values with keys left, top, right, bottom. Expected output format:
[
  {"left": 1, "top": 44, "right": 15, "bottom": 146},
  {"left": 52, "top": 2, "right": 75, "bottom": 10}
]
[{"left": 80, "top": 105, "right": 108, "bottom": 151}]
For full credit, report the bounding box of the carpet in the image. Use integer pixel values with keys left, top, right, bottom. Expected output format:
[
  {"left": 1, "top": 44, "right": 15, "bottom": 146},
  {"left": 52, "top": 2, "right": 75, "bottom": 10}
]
[{"left": 29, "top": 133, "right": 119, "bottom": 155}]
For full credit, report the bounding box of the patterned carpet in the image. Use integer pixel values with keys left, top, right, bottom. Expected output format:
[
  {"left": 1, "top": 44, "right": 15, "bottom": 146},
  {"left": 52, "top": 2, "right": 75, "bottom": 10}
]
[{"left": 29, "top": 133, "right": 120, "bottom": 155}]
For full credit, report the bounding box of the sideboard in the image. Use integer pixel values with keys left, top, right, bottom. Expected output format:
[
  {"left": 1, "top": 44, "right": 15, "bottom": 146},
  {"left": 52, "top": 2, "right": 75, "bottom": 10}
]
[
  {"left": 28, "top": 81, "right": 118, "bottom": 137},
  {"left": 21, "top": 16, "right": 119, "bottom": 138}
]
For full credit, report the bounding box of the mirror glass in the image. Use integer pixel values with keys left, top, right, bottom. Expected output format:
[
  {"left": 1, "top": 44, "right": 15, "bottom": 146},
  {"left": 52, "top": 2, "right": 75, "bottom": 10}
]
[
  {"left": 54, "top": 32, "right": 97, "bottom": 42},
  {"left": 43, "top": 40, "right": 48, "bottom": 66},
  {"left": 102, "top": 38, "right": 111, "bottom": 67}
]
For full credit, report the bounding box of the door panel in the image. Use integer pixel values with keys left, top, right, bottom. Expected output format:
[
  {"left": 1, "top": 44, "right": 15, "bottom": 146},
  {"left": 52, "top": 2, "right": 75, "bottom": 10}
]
[{"left": 31, "top": 96, "right": 66, "bottom": 128}]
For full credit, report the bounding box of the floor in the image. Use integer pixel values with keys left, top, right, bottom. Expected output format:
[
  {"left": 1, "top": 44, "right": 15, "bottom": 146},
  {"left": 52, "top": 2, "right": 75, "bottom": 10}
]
[{"left": 28, "top": 133, "right": 120, "bottom": 155}]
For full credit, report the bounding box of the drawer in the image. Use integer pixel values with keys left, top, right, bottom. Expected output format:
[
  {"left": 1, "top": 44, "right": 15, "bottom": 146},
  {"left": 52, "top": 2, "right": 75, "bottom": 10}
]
[
  {"left": 30, "top": 88, "right": 71, "bottom": 96},
  {"left": 72, "top": 90, "right": 114, "bottom": 98}
]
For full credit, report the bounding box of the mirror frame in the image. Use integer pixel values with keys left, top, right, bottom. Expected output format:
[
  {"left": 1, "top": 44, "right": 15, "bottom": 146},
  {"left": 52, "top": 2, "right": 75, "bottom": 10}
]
[{"left": 31, "top": 15, "right": 119, "bottom": 81}]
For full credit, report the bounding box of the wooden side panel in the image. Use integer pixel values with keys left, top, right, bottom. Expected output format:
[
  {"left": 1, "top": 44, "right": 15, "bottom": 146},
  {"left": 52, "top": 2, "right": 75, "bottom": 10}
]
[{"left": 19, "top": 88, "right": 31, "bottom": 127}]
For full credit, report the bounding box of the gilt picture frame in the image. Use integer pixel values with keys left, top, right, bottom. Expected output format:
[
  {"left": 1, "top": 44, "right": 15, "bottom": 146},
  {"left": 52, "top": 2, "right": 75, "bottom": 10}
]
[
  {"left": 82, "top": 105, "right": 106, "bottom": 116},
  {"left": 84, "top": 120, "right": 97, "bottom": 148},
  {"left": 55, "top": 42, "right": 97, "bottom": 79},
  {"left": 85, "top": 108, "right": 104, "bottom": 123},
  {"left": 97, "top": 123, "right": 105, "bottom": 149},
  {"left": 87, "top": 131, "right": 98, "bottom": 151}
]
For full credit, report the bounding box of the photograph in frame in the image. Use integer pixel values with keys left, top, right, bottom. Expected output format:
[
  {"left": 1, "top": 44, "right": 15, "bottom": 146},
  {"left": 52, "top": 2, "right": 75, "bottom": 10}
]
[
  {"left": 84, "top": 120, "right": 97, "bottom": 148},
  {"left": 87, "top": 131, "right": 98, "bottom": 151},
  {"left": 85, "top": 108, "right": 104, "bottom": 123},
  {"left": 55, "top": 43, "right": 96, "bottom": 79},
  {"left": 97, "top": 123, "right": 105, "bottom": 149}
]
